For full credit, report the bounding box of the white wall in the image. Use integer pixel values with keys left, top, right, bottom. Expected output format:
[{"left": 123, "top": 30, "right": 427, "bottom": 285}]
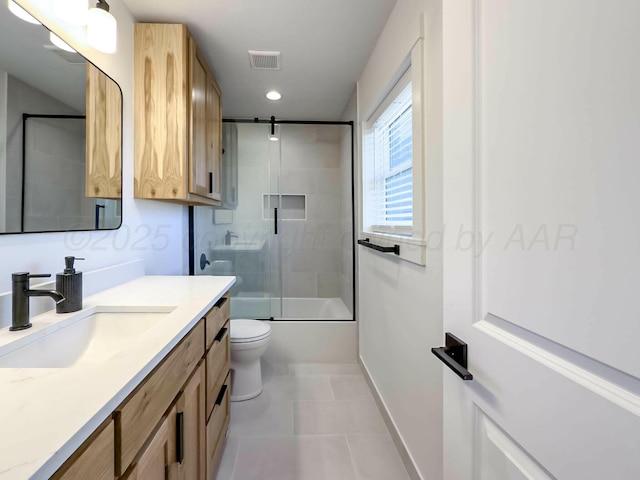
[
  {"left": 0, "top": 0, "right": 188, "bottom": 327},
  {"left": 356, "top": 0, "right": 443, "bottom": 478}
]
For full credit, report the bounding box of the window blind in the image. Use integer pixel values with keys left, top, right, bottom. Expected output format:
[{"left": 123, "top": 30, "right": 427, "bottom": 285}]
[{"left": 364, "top": 76, "right": 413, "bottom": 234}]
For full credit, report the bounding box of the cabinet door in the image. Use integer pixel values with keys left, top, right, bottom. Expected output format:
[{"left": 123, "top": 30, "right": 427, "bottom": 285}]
[
  {"left": 124, "top": 406, "right": 178, "bottom": 480},
  {"left": 176, "top": 361, "right": 206, "bottom": 480},
  {"left": 133, "top": 23, "right": 189, "bottom": 201},
  {"left": 86, "top": 62, "right": 122, "bottom": 199},
  {"left": 206, "top": 72, "right": 222, "bottom": 202},
  {"left": 51, "top": 420, "right": 114, "bottom": 480},
  {"left": 189, "top": 39, "right": 212, "bottom": 199}
]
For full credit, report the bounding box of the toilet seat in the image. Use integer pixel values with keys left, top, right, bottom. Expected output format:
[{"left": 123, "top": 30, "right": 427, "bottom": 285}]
[{"left": 230, "top": 319, "right": 271, "bottom": 343}]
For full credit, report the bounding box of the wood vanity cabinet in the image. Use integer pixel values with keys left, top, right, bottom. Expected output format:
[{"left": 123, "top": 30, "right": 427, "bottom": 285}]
[
  {"left": 86, "top": 62, "right": 122, "bottom": 199},
  {"left": 49, "top": 290, "right": 232, "bottom": 480},
  {"left": 50, "top": 419, "right": 114, "bottom": 480},
  {"left": 134, "top": 23, "right": 222, "bottom": 206}
]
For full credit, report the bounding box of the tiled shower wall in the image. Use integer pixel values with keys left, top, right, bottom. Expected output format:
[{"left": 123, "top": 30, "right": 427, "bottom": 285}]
[
  {"left": 196, "top": 123, "right": 353, "bottom": 312},
  {"left": 276, "top": 124, "right": 346, "bottom": 300},
  {"left": 4, "top": 74, "right": 88, "bottom": 232}
]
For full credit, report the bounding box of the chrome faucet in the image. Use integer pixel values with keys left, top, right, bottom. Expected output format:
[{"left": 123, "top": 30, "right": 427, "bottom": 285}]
[
  {"left": 11, "top": 272, "right": 65, "bottom": 331},
  {"left": 225, "top": 230, "right": 239, "bottom": 245}
]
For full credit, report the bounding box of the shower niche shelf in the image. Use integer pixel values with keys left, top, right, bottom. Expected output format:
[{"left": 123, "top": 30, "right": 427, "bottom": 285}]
[{"left": 263, "top": 194, "right": 307, "bottom": 220}]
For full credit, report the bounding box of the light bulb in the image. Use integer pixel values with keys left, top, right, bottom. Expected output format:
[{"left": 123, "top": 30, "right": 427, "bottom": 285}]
[
  {"left": 88, "top": 3, "right": 117, "bottom": 53},
  {"left": 8, "top": 0, "right": 41, "bottom": 24},
  {"left": 53, "top": 0, "right": 88, "bottom": 26},
  {"left": 266, "top": 91, "right": 282, "bottom": 101},
  {"left": 269, "top": 135, "right": 279, "bottom": 142}
]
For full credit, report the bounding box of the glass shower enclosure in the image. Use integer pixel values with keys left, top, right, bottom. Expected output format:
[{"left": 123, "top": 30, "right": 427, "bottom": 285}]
[{"left": 193, "top": 121, "right": 354, "bottom": 321}]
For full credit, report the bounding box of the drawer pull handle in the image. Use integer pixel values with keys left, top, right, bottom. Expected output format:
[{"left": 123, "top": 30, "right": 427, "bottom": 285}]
[
  {"left": 176, "top": 411, "right": 184, "bottom": 463},
  {"left": 215, "top": 384, "right": 228, "bottom": 406},
  {"left": 215, "top": 296, "right": 228, "bottom": 308},
  {"left": 214, "top": 327, "right": 228, "bottom": 343}
]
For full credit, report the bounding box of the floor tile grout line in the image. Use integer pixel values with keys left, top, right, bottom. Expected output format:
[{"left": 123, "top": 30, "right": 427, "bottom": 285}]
[
  {"left": 344, "top": 434, "right": 361, "bottom": 480},
  {"left": 229, "top": 436, "right": 242, "bottom": 480},
  {"left": 328, "top": 374, "right": 336, "bottom": 400}
]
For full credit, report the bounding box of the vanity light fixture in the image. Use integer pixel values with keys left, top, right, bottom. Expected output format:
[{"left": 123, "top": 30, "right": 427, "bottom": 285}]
[
  {"left": 87, "top": 0, "right": 117, "bottom": 53},
  {"left": 8, "top": 0, "right": 41, "bottom": 25},
  {"left": 266, "top": 90, "right": 281, "bottom": 101},
  {"left": 49, "top": 32, "right": 76, "bottom": 53},
  {"left": 53, "top": 0, "right": 89, "bottom": 26}
]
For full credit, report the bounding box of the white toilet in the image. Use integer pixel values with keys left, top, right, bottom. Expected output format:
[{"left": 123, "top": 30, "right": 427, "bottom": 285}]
[{"left": 229, "top": 319, "right": 272, "bottom": 401}]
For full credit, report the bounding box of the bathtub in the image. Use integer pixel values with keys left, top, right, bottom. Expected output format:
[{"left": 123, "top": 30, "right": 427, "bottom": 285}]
[{"left": 230, "top": 297, "right": 352, "bottom": 321}]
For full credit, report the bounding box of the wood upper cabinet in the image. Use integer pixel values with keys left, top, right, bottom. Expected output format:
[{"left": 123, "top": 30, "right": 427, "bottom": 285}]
[
  {"left": 205, "top": 62, "right": 222, "bottom": 203},
  {"left": 134, "top": 23, "right": 222, "bottom": 206},
  {"left": 86, "top": 63, "right": 122, "bottom": 199}
]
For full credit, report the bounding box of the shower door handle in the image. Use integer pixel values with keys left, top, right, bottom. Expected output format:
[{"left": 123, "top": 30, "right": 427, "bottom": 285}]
[{"left": 274, "top": 207, "right": 278, "bottom": 234}]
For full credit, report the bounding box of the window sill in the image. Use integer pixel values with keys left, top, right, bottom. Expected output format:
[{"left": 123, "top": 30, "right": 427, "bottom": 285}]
[{"left": 358, "top": 231, "right": 426, "bottom": 266}]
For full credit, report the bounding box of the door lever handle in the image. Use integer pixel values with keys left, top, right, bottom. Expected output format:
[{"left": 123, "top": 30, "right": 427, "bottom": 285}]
[{"left": 432, "top": 332, "right": 473, "bottom": 381}]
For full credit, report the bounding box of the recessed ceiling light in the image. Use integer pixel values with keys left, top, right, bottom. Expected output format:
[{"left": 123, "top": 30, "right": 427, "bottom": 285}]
[
  {"left": 266, "top": 91, "right": 281, "bottom": 101},
  {"left": 8, "top": 0, "right": 41, "bottom": 24},
  {"left": 49, "top": 32, "right": 76, "bottom": 53}
]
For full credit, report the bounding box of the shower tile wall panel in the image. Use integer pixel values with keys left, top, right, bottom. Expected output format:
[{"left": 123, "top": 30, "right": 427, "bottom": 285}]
[
  {"left": 276, "top": 125, "right": 344, "bottom": 299},
  {"left": 4, "top": 75, "right": 87, "bottom": 232}
]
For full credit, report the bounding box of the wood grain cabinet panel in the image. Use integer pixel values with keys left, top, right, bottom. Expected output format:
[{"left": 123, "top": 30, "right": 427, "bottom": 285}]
[
  {"left": 134, "top": 23, "right": 221, "bottom": 206},
  {"left": 175, "top": 361, "right": 207, "bottom": 480},
  {"left": 86, "top": 63, "right": 121, "bottom": 199},
  {"left": 205, "top": 294, "right": 230, "bottom": 349},
  {"left": 206, "top": 373, "right": 231, "bottom": 480},
  {"left": 115, "top": 321, "right": 204, "bottom": 476},
  {"left": 50, "top": 420, "right": 114, "bottom": 480},
  {"left": 206, "top": 321, "right": 230, "bottom": 420},
  {"left": 122, "top": 405, "right": 178, "bottom": 480}
]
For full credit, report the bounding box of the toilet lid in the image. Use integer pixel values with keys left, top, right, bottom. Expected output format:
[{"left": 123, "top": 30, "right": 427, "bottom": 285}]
[{"left": 230, "top": 319, "right": 271, "bottom": 343}]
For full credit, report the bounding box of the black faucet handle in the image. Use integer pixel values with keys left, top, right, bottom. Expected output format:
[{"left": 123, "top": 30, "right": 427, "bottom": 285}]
[
  {"left": 16, "top": 272, "right": 50, "bottom": 280},
  {"left": 28, "top": 273, "right": 52, "bottom": 279},
  {"left": 12, "top": 272, "right": 52, "bottom": 282}
]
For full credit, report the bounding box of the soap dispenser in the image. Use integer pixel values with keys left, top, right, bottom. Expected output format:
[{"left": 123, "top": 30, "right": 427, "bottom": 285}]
[{"left": 56, "top": 256, "right": 84, "bottom": 313}]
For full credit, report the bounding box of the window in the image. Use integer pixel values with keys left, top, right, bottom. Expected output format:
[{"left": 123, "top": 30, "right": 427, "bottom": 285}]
[
  {"left": 360, "top": 39, "right": 425, "bottom": 264},
  {"left": 363, "top": 71, "right": 415, "bottom": 236}
]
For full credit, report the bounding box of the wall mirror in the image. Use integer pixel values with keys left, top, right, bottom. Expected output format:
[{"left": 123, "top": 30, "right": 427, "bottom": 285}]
[{"left": 0, "top": 2, "right": 122, "bottom": 234}]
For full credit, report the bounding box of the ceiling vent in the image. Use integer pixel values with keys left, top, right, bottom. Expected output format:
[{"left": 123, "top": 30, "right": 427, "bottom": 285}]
[{"left": 248, "top": 50, "right": 281, "bottom": 70}]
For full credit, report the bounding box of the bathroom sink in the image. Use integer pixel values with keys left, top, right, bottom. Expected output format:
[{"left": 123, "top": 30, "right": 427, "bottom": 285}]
[{"left": 0, "top": 307, "right": 175, "bottom": 368}]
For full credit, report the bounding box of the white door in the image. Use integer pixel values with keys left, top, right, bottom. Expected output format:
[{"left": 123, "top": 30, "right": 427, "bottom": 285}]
[{"left": 441, "top": 1, "right": 640, "bottom": 479}]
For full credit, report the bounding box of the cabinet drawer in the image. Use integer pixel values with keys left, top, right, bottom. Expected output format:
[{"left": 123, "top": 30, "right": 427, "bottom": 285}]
[
  {"left": 206, "top": 373, "right": 230, "bottom": 480},
  {"left": 115, "top": 321, "right": 205, "bottom": 476},
  {"left": 205, "top": 293, "right": 230, "bottom": 349},
  {"left": 51, "top": 420, "right": 114, "bottom": 480},
  {"left": 206, "top": 321, "right": 230, "bottom": 420}
]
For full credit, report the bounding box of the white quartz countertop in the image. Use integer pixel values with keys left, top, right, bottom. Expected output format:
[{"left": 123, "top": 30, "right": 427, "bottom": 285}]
[{"left": 0, "top": 275, "right": 235, "bottom": 480}]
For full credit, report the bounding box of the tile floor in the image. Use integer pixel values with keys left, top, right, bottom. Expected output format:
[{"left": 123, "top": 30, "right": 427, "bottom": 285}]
[{"left": 213, "top": 363, "right": 410, "bottom": 480}]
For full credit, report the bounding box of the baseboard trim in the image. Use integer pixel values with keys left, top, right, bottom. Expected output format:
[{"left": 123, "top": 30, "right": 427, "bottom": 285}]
[{"left": 359, "top": 356, "right": 423, "bottom": 480}]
